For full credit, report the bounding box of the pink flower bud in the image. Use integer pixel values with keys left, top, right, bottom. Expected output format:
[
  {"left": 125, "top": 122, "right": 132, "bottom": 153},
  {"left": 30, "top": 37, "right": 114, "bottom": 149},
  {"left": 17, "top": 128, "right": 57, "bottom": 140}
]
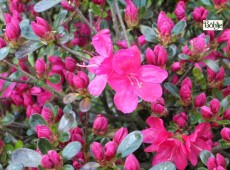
[
  {"left": 26, "top": 104, "right": 41, "bottom": 118},
  {"left": 138, "top": 35, "right": 146, "bottom": 46},
  {"left": 181, "top": 77, "right": 192, "bottom": 89},
  {"left": 92, "top": 114, "right": 108, "bottom": 135},
  {"left": 28, "top": 87, "right": 42, "bottom": 96},
  {"left": 173, "top": 112, "right": 188, "bottom": 128},
  {"left": 151, "top": 98, "right": 167, "bottom": 116},
  {"left": 170, "top": 62, "right": 182, "bottom": 72},
  {"left": 61, "top": 1, "right": 74, "bottom": 11},
  {"left": 91, "top": 142, "right": 104, "bottom": 161},
  {"left": 182, "top": 45, "right": 192, "bottom": 56},
  {"left": 192, "top": 6, "right": 208, "bottom": 22},
  {"left": 65, "top": 57, "right": 76, "bottom": 72},
  {"left": 35, "top": 125, "right": 52, "bottom": 140},
  {"left": 5, "top": 19, "right": 21, "bottom": 41},
  {"left": 200, "top": 106, "right": 214, "bottom": 119},
  {"left": 146, "top": 45, "right": 168, "bottom": 68},
  {"left": 124, "top": 154, "right": 140, "bottom": 170},
  {"left": 216, "top": 153, "right": 226, "bottom": 168},
  {"left": 11, "top": 92, "right": 23, "bottom": 105},
  {"left": 194, "top": 93, "right": 206, "bottom": 107},
  {"left": 104, "top": 141, "right": 118, "bottom": 161},
  {"left": 92, "top": 0, "right": 105, "bottom": 5},
  {"left": 31, "top": 17, "right": 53, "bottom": 41},
  {"left": 9, "top": 0, "right": 25, "bottom": 13},
  {"left": 157, "top": 11, "right": 174, "bottom": 36},
  {"left": 73, "top": 71, "right": 89, "bottom": 89},
  {"left": 179, "top": 85, "right": 192, "bottom": 106},
  {"left": 35, "top": 58, "right": 46, "bottom": 77},
  {"left": 41, "top": 150, "right": 62, "bottom": 169},
  {"left": 206, "top": 31, "right": 215, "bottom": 42},
  {"left": 171, "top": 75, "right": 179, "bottom": 85},
  {"left": 207, "top": 67, "right": 225, "bottom": 88},
  {"left": 41, "top": 107, "right": 53, "bottom": 123},
  {"left": 223, "top": 109, "right": 230, "bottom": 120},
  {"left": 0, "top": 38, "right": 7, "bottom": 48},
  {"left": 190, "top": 33, "right": 208, "bottom": 57},
  {"left": 124, "top": 0, "right": 139, "bottom": 28},
  {"left": 174, "top": 1, "right": 186, "bottom": 20},
  {"left": 210, "top": 99, "right": 220, "bottom": 114},
  {"left": 22, "top": 93, "right": 34, "bottom": 106},
  {"left": 221, "top": 127, "right": 230, "bottom": 142},
  {"left": 113, "top": 127, "right": 128, "bottom": 144},
  {"left": 214, "top": 0, "right": 228, "bottom": 9}
]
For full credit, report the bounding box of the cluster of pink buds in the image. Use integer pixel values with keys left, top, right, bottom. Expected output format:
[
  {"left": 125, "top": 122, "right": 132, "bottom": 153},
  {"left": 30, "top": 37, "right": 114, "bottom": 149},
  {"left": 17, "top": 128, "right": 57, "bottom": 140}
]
[
  {"left": 124, "top": 0, "right": 139, "bottom": 28},
  {"left": 31, "top": 17, "right": 54, "bottom": 43},
  {"left": 200, "top": 98, "right": 220, "bottom": 119},
  {"left": 146, "top": 44, "right": 168, "bottom": 68},
  {"left": 92, "top": 114, "right": 108, "bottom": 135},
  {"left": 151, "top": 98, "right": 168, "bottom": 116},
  {"left": 192, "top": 6, "right": 208, "bottom": 26},
  {"left": 173, "top": 112, "right": 188, "bottom": 128},
  {"left": 157, "top": 11, "right": 174, "bottom": 45},
  {"left": 207, "top": 67, "right": 225, "bottom": 88},
  {"left": 206, "top": 153, "right": 227, "bottom": 170},
  {"left": 213, "top": 0, "right": 228, "bottom": 10},
  {"left": 179, "top": 77, "right": 192, "bottom": 107},
  {"left": 41, "top": 150, "right": 63, "bottom": 169}
]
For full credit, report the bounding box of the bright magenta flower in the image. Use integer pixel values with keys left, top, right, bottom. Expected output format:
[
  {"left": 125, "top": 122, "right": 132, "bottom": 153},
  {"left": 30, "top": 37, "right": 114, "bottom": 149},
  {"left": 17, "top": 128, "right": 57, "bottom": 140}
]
[
  {"left": 88, "top": 29, "right": 113, "bottom": 96},
  {"left": 182, "top": 123, "right": 213, "bottom": 166},
  {"left": 108, "top": 46, "right": 168, "bottom": 113}
]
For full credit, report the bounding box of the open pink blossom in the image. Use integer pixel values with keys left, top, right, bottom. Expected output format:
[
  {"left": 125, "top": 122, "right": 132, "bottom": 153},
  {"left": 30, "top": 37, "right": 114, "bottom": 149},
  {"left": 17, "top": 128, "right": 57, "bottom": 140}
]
[
  {"left": 108, "top": 46, "right": 168, "bottom": 113},
  {"left": 88, "top": 29, "right": 113, "bottom": 96}
]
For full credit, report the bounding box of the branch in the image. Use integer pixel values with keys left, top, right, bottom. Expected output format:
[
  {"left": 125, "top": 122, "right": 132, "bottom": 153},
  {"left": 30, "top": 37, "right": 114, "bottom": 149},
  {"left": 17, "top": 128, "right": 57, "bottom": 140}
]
[
  {"left": 175, "top": 63, "right": 194, "bottom": 86},
  {"left": 75, "top": 7, "right": 97, "bottom": 34},
  {"left": 110, "top": 5, "right": 119, "bottom": 41},
  {"left": 0, "top": 75, "right": 34, "bottom": 85},
  {"left": 114, "top": 0, "right": 131, "bottom": 48}
]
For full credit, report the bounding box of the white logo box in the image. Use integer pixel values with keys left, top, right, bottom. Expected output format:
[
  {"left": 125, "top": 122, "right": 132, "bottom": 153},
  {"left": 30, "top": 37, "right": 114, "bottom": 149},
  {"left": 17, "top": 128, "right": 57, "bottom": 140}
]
[{"left": 203, "top": 20, "right": 223, "bottom": 31}]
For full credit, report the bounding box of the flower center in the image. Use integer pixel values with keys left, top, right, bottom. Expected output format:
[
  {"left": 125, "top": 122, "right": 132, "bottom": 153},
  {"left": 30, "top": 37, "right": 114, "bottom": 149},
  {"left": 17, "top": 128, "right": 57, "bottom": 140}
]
[{"left": 128, "top": 74, "right": 143, "bottom": 88}]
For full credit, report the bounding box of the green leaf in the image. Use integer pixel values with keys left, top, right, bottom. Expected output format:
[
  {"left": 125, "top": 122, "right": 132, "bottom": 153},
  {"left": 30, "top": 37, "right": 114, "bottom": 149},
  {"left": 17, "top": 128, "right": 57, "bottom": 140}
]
[
  {"left": 0, "top": 113, "right": 14, "bottom": 126},
  {"left": 172, "top": 20, "right": 186, "bottom": 36},
  {"left": 223, "top": 77, "right": 230, "bottom": 86},
  {"left": 200, "top": 150, "right": 214, "bottom": 165},
  {"left": 149, "top": 161, "right": 176, "bottom": 170},
  {"left": 61, "top": 165, "right": 75, "bottom": 170},
  {"left": 90, "top": 3, "right": 101, "bottom": 16},
  {"left": 220, "top": 96, "right": 230, "bottom": 113},
  {"left": 11, "top": 148, "right": 42, "bottom": 167},
  {"left": 58, "top": 131, "right": 71, "bottom": 143},
  {"left": 48, "top": 74, "right": 61, "bottom": 84},
  {"left": 0, "top": 46, "right": 10, "bottom": 60},
  {"left": 164, "top": 82, "right": 180, "bottom": 98},
  {"left": 20, "top": 19, "right": 39, "bottom": 41},
  {"left": 107, "top": 0, "right": 114, "bottom": 5},
  {"left": 15, "top": 140, "right": 23, "bottom": 149},
  {"left": 201, "top": 0, "right": 212, "bottom": 6},
  {"left": 37, "top": 138, "right": 53, "bottom": 154},
  {"left": 216, "top": 120, "right": 230, "bottom": 125},
  {"left": 63, "top": 104, "right": 72, "bottom": 114},
  {"left": 133, "top": 0, "right": 147, "bottom": 8},
  {"left": 197, "top": 168, "right": 208, "bottom": 170},
  {"left": 140, "top": 25, "right": 158, "bottom": 43},
  {"left": 15, "top": 41, "right": 44, "bottom": 59},
  {"left": 58, "top": 111, "right": 77, "bottom": 132},
  {"left": 63, "top": 93, "right": 81, "bottom": 105},
  {"left": 178, "top": 53, "right": 190, "bottom": 60},
  {"left": 203, "top": 59, "right": 220, "bottom": 72},
  {"left": 53, "top": 10, "right": 68, "bottom": 29},
  {"left": 80, "top": 162, "right": 100, "bottom": 170},
  {"left": 62, "top": 142, "right": 81, "bottom": 162},
  {"left": 168, "top": 44, "right": 177, "bottom": 58},
  {"left": 116, "top": 131, "right": 143, "bottom": 158},
  {"left": 34, "top": 0, "right": 62, "bottom": 12},
  {"left": 29, "top": 114, "right": 47, "bottom": 130}
]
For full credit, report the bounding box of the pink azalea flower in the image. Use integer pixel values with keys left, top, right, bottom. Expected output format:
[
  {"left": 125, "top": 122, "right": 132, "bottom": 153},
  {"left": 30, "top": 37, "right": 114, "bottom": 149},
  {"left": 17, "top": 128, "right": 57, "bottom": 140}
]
[
  {"left": 182, "top": 123, "right": 213, "bottom": 166},
  {"left": 109, "top": 46, "right": 168, "bottom": 113},
  {"left": 88, "top": 29, "right": 113, "bottom": 96}
]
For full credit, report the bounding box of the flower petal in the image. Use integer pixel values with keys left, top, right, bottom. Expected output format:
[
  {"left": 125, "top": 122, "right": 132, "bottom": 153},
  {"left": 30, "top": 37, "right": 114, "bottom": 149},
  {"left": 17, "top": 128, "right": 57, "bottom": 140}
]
[
  {"left": 138, "top": 83, "right": 163, "bottom": 102},
  {"left": 138, "top": 65, "right": 168, "bottom": 83},
  {"left": 88, "top": 75, "right": 107, "bottom": 96},
  {"left": 114, "top": 90, "right": 138, "bottom": 114},
  {"left": 108, "top": 72, "right": 130, "bottom": 92}
]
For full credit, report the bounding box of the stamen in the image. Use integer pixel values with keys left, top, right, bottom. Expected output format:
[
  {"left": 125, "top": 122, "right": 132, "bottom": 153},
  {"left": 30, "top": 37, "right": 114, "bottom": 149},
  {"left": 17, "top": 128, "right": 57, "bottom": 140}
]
[
  {"left": 76, "top": 63, "right": 98, "bottom": 68},
  {"left": 128, "top": 75, "right": 143, "bottom": 88}
]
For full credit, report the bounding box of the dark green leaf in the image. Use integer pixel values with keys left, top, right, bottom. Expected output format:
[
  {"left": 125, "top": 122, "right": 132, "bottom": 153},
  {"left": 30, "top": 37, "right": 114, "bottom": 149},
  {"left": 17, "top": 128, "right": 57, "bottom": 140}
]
[
  {"left": 11, "top": 148, "right": 42, "bottom": 167},
  {"left": 223, "top": 77, "right": 230, "bottom": 86},
  {"left": 20, "top": 19, "right": 39, "bottom": 41},
  {"left": 116, "top": 131, "right": 143, "bottom": 158},
  {"left": 53, "top": 10, "right": 68, "bottom": 29},
  {"left": 62, "top": 142, "right": 81, "bottom": 162},
  {"left": 48, "top": 74, "right": 61, "bottom": 84},
  {"left": 34, "top": 0, "right": 62, "bottom": 12},
  {"left": 29, "top": 114, "right": 47, "bottom": 130},
  {"left": 164, "top": 82, "right": 180, "bottom": 98},
  {"left": 216, "top": 120, "right": 230, "bottom": 125},
  {"left": 58, "top": 111, "right": 77, "bottom": 132},
  {"left": 133, "top": 0, "right": 147, "bottom": 8},
  {"left": 220, "top": 96, "right": 230, "bottom": 113},
  {"left": 61, "top": 165, "right": 75, "bottom": 170},
  {"left": 0, "top": 114, "right": 14, "bottom": 126},
  {"left": 15, "top": 41, "right": 44, "bottom": 59},
  {"left": 201, "top": 0, "right": 212, "bottom": 6},
  {"left": 63, "top": 104, "right": 72, "bottom": 114},
  {"left": 37, "top": 138, "right": 53, "bottom": 154},
  {"left": 15, "top": 140, "right": 23, "bottom": 149},
  {"left": 172, "top": 20, "right": 186, "bottom": 36},
  {"left": 58, "top": 131, "right": 71, "bottom": 143},
  {"left": 203, "top": 59, "right": 220, "bottom": 72},
  {"left": 140, "top": 25, "right": 158, "bottom": 43},
  {"left": 178, "top": 53, "right": 190, "bottom": 60},
  {"left": 149, "top": 161, "right": 176, "bottom": 170},
  {"left": 90, "top": 3, "right": 101, "bottom": 16},
  {"left": 212, "top": 88, "right": 224, "bottom": 101},
  {"left": 200, "top": 150, "right": 214, "bottom": 165},
  {"left": 0, "top": 46, "right": 10, "bottom": 60},
  {"left": 197, "top": 168, "right": 208, "bottom": 170},
  {"left": 168, "top": 44, "right": 177, "bottom": 58}
]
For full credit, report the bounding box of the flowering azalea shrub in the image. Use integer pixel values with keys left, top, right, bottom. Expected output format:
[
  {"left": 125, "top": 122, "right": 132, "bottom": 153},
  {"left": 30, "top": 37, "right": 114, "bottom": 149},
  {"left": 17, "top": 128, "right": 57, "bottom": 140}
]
[{"left": 0, "top": 0, "right": 230, "bottom": 169}]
